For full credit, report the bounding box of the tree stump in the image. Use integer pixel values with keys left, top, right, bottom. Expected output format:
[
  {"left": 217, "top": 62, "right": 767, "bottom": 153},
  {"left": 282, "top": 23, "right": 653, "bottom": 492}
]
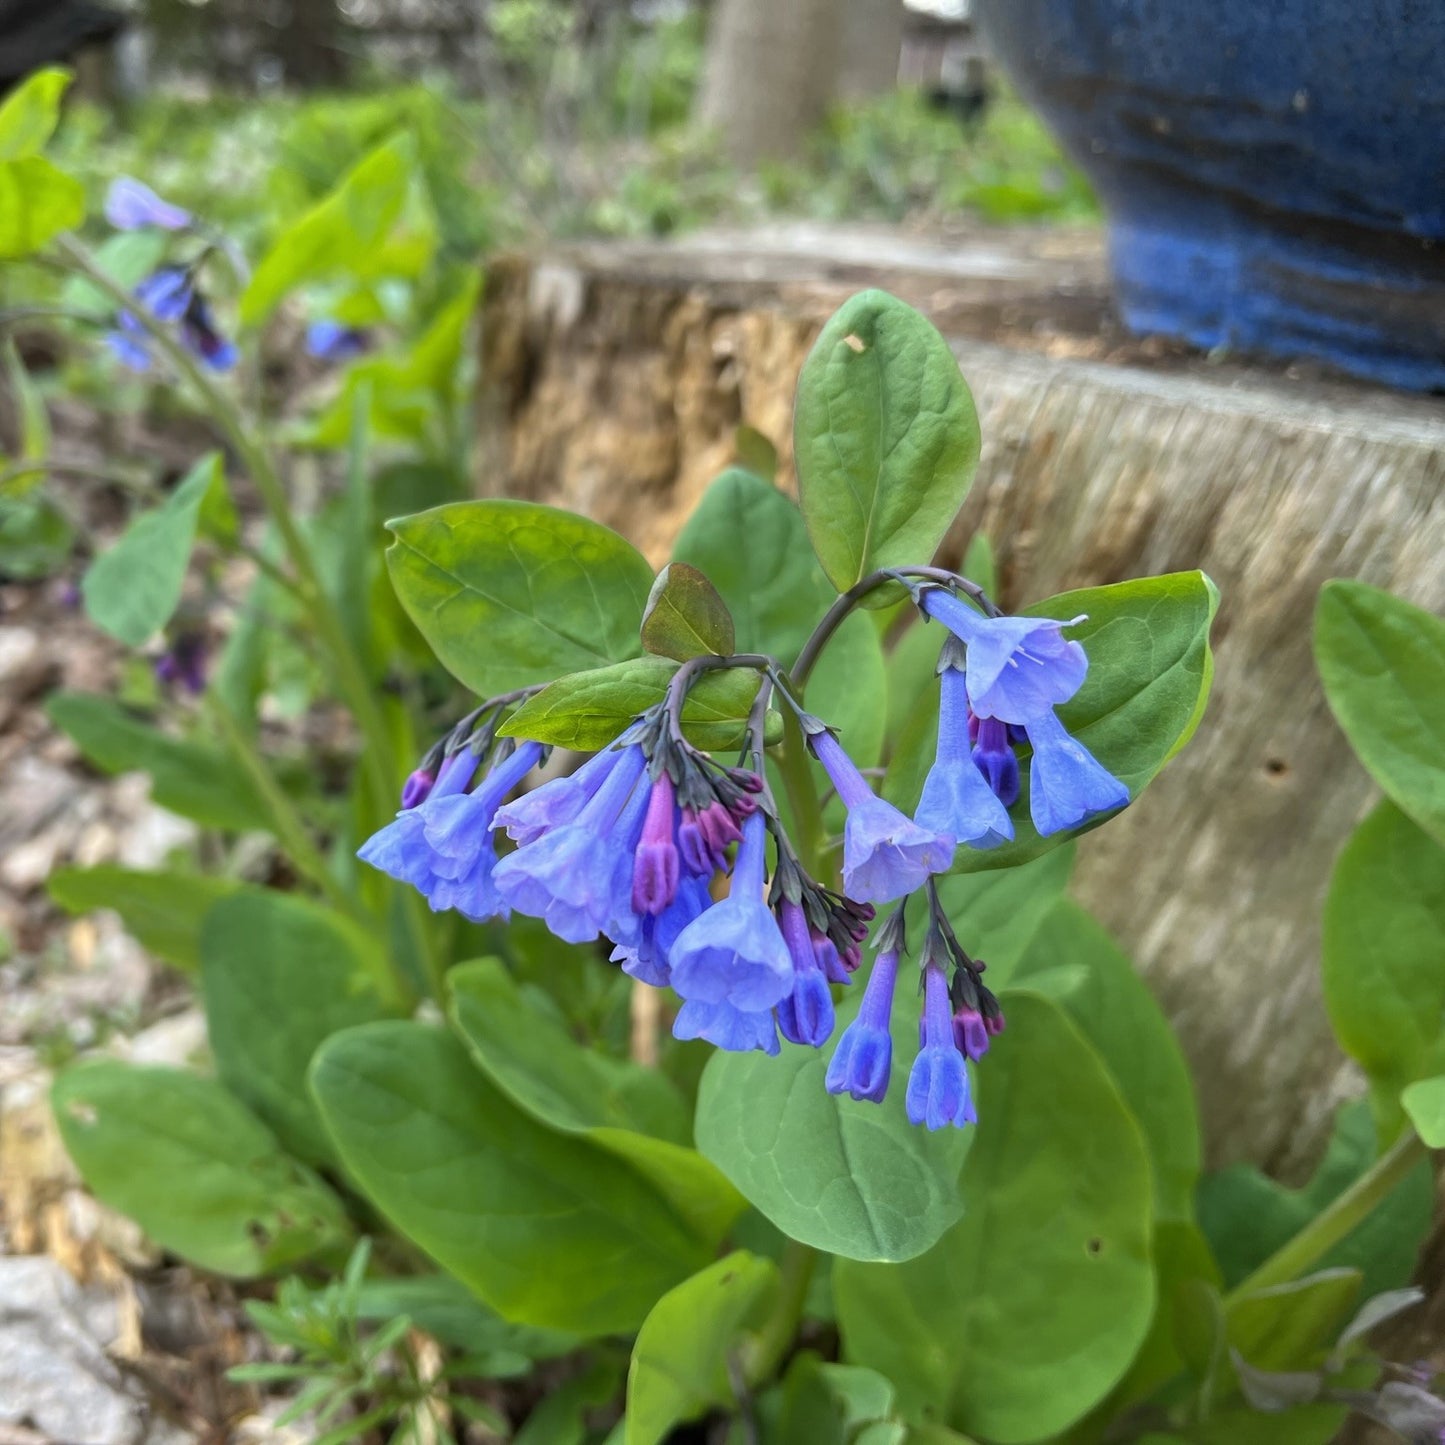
[{"left": 477, "top": 222, "right": 1445, "bottom": 1175}]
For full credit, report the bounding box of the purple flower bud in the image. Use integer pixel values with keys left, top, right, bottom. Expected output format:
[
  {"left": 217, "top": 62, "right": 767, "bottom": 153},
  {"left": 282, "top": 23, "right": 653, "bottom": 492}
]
[
  {"left": 922, "top": 590, "right": 1089, "bottom": 725},
  {"left": 812, "top": 927, "right": 853, "bottom": 984},
  {"left": 972, "top": 715, "right": 1021, "bottom": 808},
  {"left": 952, "top": 1006, "right": 991, "bottom": 1060},
  {"left": 1022, "top": 709, "right": 1130, "bottom": 836},
  {"left": 697, "top": 801, "right": 743, "bottom": 867},
  {"left": 811, "top": 730, "right": 954, "bottom": 903},
  {"left": 775, "top": 899, "right": 836, "bottom": 1047},
  {"left": 632, "top": 772, "right": 680, "bottom": 915},
  {"left": 906, "top": 962, "right": 977, "bottom": 1131},
  {"left": 669, "top": 813, "right": 793, "bottom": 1012},
  {"left": 825, "top": 947, "right": 899, "bottom": 1103},
  {"left": 105, "top": 177, "right": 192, "bottom": 232},
  {"left": 154, "top": 633, "right": 207, "bottom": 695},
  {"left": 401, "top": 767, "right": 435, "bottom": 810},
  {"left": 917, "top": 665, "right": 1013, "bottom": 850}
]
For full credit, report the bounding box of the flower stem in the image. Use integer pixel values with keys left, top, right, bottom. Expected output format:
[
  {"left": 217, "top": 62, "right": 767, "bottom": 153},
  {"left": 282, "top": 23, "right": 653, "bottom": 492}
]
[
  {"left": 792, "top": 565, "right": 998, "bottom": 689},
  {"left": 747, "top": 1238, "right": 818, "bottom": 1387},
  {"left": 1224, "top": 1129, "right": 1428, "bottom": 1304}
]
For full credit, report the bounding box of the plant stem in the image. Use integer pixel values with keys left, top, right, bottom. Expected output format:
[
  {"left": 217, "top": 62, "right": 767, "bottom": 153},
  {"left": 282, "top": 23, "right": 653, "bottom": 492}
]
[
  {"left": 209, "top": 698, "right": 357, "bottom": 918},
  {"left": 1224, "top": 1129, "right": 1428, "bottom": 1303},
  {"left": 793, "top": 565, "right": 997, "bottom": 688},
  {"left": 747, "top": 1238, "right": 818, "bottom": 1387}
]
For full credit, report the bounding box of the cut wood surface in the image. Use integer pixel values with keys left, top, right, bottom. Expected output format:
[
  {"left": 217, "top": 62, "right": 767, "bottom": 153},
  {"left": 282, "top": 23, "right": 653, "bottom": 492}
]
[{"left": 478, "top": 223, "right": 1445, "bottom": 1174}]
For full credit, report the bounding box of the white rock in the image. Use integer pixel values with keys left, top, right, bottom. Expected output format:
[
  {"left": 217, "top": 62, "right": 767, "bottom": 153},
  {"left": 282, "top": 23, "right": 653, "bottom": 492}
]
[{"left": 0, "top": 1256, "right": 143, "bottom": 1445}]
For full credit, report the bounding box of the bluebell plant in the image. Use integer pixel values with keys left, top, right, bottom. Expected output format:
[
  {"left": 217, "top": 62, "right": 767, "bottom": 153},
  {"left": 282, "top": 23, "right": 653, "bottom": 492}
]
[
  {"left": 100, "top": 177, "right": 238, "bottom": 373},
  {"left": 360, "top": 566, "right": 1128, "bottom": 1131}
]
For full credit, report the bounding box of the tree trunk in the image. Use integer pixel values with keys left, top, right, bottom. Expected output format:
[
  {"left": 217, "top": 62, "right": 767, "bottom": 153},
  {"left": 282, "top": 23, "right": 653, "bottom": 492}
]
[
  {"left": 477, "top": 224, "right": 1445, "bottom": 1177},
  {"left": 695, "top": 0, "right": 840, "bottom": 166},
  {"left": 838, "top": 0, "right": 903, "bottom": 101}
]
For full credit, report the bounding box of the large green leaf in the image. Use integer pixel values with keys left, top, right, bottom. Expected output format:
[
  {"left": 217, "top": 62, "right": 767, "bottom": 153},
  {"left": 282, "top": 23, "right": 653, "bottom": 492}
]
[
  {"left": 309, "top": 1021, "right": 719, "bottom": 1334},
  {"left": 886, "top": 572, "right": 1218, "bottom": 873},
  {"left": 449, "top": 959, "right": 688, "bottom": 1143},
  {"left": 0, "top": 156, "right": 84, "bottom": 258},
  {"left": 201, "top": 891, "right": 400, "bottom": 1166},
  {"left": 794, "top": 291, "right": 978, "bottom": 598},
  {"left": 626, "top": 1252, "right": 780, "bottom": 1445},
  {"left": 694, "top": 970, "right": 973, "bottom": 1264},
  {"left": 52, "top": 1061, "right": 351, "bottom": 1277},
  {"left": 48, "top": 865, "right": 246, "bottom": 972},
  {"left": 1322, "top": 800, "right": 1445, "bottom": 1119},
  {"left": 82, "top": 453, "right": 225, "bottom": 647},
  {"left": 0, "top": 67, "right": 70, "bottom": 159},
  {"left": 499, "top": 656, "right": 765, "bottom": 752},
  {"left": 671, "top": 468, "right": 834, "bottom": 665},
  {"left": 449, "top": 961, "right": 742, "bottom": 1248},
  {"left": 47, "top": 692, "right": 272, "bottom": 832},
  {"left": 834, "top": 993, "right": 1155, "bottom": 1443},
  {"left": 1010, "top": 900, "right": 1201, "bottom": 1222},
  {"left": 1315, "top": 581, "right": 1445, "bottom": 845},
  {"left": 1196, "top": 1101, "right": 1432, "bottom": 1301},
  {"left": 386, "top": 500, "right": 655, "bottom": 698},
  {"left": 240, "top": 134, "right": 413, "bottom": 325}
]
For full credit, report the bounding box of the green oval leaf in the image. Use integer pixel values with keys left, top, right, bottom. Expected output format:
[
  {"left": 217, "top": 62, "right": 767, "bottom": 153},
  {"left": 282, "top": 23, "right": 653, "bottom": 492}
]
[
  {"left": 46, "top": 691, "right": 272, "bottom": 832},
  {"left": 1322, "top": 800, "right": 1445, "bottom": 1112},
  {"left": 0, "top": 156, "right": 84, "bottom": 259},
  {"left": 309, "top": 1020, "right": 717, "bottom": 1335},
  {"left": 626, "top": 1252, "right": 780, "bottom": 1445},
  {"left": 48, "top": 864, "right": 247, "bottom": 972},
  {"left": 641, "top": 562, "right": 736, "bottom": 661},
  {"left": 52, "top": 1060, "right": 352, "bottom": 1277},
  {"left": 885, "top": 571, "right": 1218, "bottom": 873},
  {"left": 82, "top": 453, "right": 224, "bottom": 647},
  {"left": 1315, "top": 581, "right": 1445, "bottom": 846},
  {"left": 1402, "top": 1076, "right": 1445, "bottom": 1147},
  {"left": 499, "top": 656, "right": 767, "bottom": 752},
  {"left": 693, "top": 973, "right": 972, "bottom": 1263},
  {"left": 671, "top": 468, "right": 833, "bottom": 665},
  {"left": 386, "top": 500, "right": 655, "bottom": 698},
  {"left": 0, "top": 67, "right": 71, "bottom": 159},
  {"left": 201, "top": 891, "right": 401, "bottom": 1167},
  {"left": 833, "top": 993, "right": 1155, "bottom": 1443},
  {"left": 794, "top": 290, "right": 980, "bottom": 597},
  {"left": 240, "top": 135, "right": 414, "bottom": 326}
]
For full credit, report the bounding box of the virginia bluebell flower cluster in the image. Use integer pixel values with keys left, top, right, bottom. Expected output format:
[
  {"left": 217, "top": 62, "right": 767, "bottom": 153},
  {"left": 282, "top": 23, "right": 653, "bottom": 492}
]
[
  {"left": 100, "top": 179, "right": 237, "bottom": 374},
  {"left": 357, "top": 567, "right": 1129, "bottom": 1132},
  {"left": 919, "top": 586, "right": 1129, "bottom": 838}
]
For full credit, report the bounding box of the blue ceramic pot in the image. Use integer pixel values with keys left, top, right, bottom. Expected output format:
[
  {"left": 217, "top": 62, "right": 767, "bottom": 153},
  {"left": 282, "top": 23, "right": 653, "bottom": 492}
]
[{"left": 974, "top": 0, "right": 1445, "bottom": 391}]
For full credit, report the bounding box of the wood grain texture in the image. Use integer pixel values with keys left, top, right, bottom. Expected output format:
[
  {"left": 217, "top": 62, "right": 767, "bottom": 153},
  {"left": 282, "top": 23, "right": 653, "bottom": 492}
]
[{"left": 477, "top": 226, "right": 1445, "bottom": 1174}]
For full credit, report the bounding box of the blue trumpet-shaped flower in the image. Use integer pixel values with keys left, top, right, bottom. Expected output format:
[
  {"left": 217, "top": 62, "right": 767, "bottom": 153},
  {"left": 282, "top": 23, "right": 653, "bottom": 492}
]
[
  {"left": 614, "top": 874, "right": 713, "bottom": 987},
  {"left": 358, "top": 748, "right": 481, "bottom": 892},
  {"left": 825, "top": 946, "right": 899, "bottom": 1103},
  {"left": 105, "top": 177, "right": 192, "bottom": 232},
  {"left": 916, "top": 664, "right": 1013, "bottom": 850},
  {"left": 923, "top": 589, "right": 1088, "bottom": 725},
  {"left": 1022, "top": 709, "right": 1130, "bottom": 836},
  {"left": 906, "top": 961, "right": 977, "bottom": 1131},
  {"left": 107, "top": 268, "right": 238, "bottom": 374},
  {"left": 494, "top": 738, "right": 632, "bottom": 846},
  {"left": 810, "top": 730, "right": 953, "bottom": 903},
  {"left": 491, "top": 744, "right": 647, "bottom": 942},
  {"left": 305, "top": 319, "right": 371, "bottom": 364},
  {"left": 419, "top": 741, "right": 544, "bottom": 920},
  {"left": 775, "top": 898, "right": 837, "bottom": 1048},
  {"left": 668, "top": 813, "right": 793, "bottom": 1014},
  {"left": 673, "top": 997, "right": 779, "bottom": 1055}
]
